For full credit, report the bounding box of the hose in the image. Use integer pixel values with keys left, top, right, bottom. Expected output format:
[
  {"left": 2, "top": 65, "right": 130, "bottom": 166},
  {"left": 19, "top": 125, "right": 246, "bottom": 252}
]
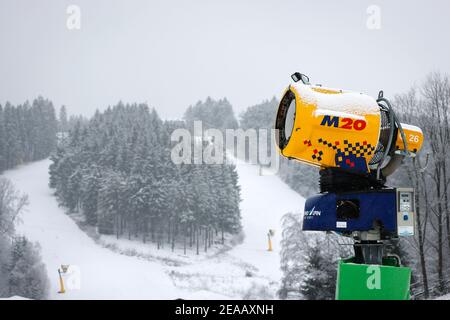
[{"left": 376, "top": 94, "right": 409, "bottom": 180}]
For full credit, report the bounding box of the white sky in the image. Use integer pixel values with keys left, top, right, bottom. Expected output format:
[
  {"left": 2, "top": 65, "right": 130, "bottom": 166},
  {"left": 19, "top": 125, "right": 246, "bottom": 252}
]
[{"left": 1, "top": 0, "right": 449, "bottom": 120}]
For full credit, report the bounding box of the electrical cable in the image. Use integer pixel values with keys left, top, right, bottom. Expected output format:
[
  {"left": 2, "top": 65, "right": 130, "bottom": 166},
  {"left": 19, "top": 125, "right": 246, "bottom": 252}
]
[{"left": 376, "top": 94, "right": 409, "bottom": 180}]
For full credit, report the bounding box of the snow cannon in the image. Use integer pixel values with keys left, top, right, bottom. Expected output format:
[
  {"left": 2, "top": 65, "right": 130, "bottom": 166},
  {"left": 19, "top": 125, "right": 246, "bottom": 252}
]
[
  {"left": 275, "top": 72, "right": 423, "bottom": 178},
  {"left": 275, "top": 73, "right": 424, "bottom": 300}
]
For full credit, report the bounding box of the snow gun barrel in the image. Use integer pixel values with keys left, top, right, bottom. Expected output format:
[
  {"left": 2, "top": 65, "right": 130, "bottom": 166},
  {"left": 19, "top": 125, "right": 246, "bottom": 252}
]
[{"left": 274, "top": 73, "right": 423, "bottom": 179}]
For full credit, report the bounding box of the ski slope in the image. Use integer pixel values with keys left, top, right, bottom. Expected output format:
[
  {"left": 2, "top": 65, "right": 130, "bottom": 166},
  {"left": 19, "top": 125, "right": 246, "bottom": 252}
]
[
  {"left": 3, "top": 159, "right": 179, "bottom": 299},
  {"left": 229, "top": 159, "right": 305, "bottom": 282},
  {"left": 3, "top": 158, "right": 304, "bottom": 299}
]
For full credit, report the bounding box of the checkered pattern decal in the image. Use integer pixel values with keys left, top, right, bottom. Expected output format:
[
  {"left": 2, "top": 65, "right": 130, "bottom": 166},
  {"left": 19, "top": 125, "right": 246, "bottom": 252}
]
[
  {"left": 311, "top": 149, "right": 324, "bottom": 161},
  {"left": 312, "top": 138, "right": 376, "bottom": 172}
]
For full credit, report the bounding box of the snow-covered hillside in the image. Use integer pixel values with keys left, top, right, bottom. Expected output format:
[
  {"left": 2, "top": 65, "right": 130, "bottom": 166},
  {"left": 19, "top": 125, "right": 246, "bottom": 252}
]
[
  {"left": 229, "top": 159, "right": 305, "bottom": 282},
  {"left": 3, "top": 160, "right": 180, "bottom": 299},
  {"left": 3, "top": 159, "right": 304, "bottom": 299}
]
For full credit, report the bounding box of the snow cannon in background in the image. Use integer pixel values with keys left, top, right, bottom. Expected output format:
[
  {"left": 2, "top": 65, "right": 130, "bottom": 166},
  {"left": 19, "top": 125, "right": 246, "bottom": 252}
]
[
  {"left": 267, "top": 229, "right": 275, "bottom": 252},
  {"left": 58, "top": 265, "right": 70, "bottom": 294},
  {"left": 275, "top": 73, "right": 424, "bottom": 300}
]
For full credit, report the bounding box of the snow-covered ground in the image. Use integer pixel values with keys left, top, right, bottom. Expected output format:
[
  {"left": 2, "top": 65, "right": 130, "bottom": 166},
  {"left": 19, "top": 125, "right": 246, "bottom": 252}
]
[
  {"left": 0, "top": 296, "right": 30, "bottom": 300},
  {"left": 435, "top": 293, "right": 450, "bottom": 300},
  {"left": 229, "top": 159, "right": 305, "bottom": 283},
  {"left": 3, "top": 160, "right": 180, "bottom": 300},
  {"left": 3, "top": 158, "right": 304, "bottom": 299}
]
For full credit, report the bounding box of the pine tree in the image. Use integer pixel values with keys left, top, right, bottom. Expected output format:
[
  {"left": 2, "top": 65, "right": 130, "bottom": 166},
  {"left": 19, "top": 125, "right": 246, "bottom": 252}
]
[
  {"left": 279, "top": 212, "right": 304, "bottom": 299},
  {"left": 48, "top": 102, "right": 242, "bottom": 254},
  {"left": 184, "top": 97, "right": 239, "bottom": 130},
  {"left": 0, "top": 105, "right": 5, "bottom": 172},
  {"left": 0, "top": 98, "right": 58, "bottom": 173},
  {"left": 80, "top": 167, "right": 101, "bottom": 225},
  {"left": 97, "top": 170, "right": 124, "bottom": 236},
  {"left": 279, "top": 213, "right": 339, "bottom": 300},
  {"left": 0, "top": 178, "right": 49, "bottom": 299},
  {"left": 300, "top": 239, "right": 337, "bottom": 300},
  {"left": 59, "top": 105, "right": 68, "bottom": 132},
  {"left": 3, "top": 103, "right": 22, "bottom": 167},
  {"left": 7, "top": 237, "right": 50, "bottom": 299}
]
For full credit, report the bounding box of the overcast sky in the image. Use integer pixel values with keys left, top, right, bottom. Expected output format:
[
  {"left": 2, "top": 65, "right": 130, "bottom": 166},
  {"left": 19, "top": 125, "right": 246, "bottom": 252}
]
[{"left": 1, "top": 0, "right": 449, "bottom": 120}]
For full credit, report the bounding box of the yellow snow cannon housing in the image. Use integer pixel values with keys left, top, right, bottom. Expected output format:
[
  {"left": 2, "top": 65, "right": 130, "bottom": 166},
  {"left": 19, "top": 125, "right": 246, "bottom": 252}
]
[{"left": 275, "top": 81, "right": 423, "bottom": 177}]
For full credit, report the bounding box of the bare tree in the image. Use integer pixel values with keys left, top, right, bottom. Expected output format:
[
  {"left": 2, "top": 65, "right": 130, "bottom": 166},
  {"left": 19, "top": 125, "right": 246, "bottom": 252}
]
[
  {"left": 0, "top": 177, "right": 29, "bottom": 297},
  {"left": 394, "top": 73, "right": 450, "bottom": 297},
  {"left": 421, "top": 73, "right": 450, "bottom": 294},
  {"left": 0, "top": 178, "right": 28, "bottom": 237},
  {"left": 395, "top": 89, "right": 431, "bottom": 298}
]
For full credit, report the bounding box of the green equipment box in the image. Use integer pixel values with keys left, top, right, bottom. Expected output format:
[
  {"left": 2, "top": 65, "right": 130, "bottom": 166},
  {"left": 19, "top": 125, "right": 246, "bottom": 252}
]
[{"left": 336, "top": 257, "right": 411, "bottom": 300}]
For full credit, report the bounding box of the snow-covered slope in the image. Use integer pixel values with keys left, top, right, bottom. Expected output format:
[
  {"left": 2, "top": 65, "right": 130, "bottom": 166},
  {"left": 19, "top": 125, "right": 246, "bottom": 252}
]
[
  {"left": 229, "top": 159, "right": 305, "bottom": 283},
  {"left": 3, "top": 158, "right": 305, "bottom": 299},
  {"left": 435, "top": 293, "right": 450, "bottom": 300},
  {"left": 3, "top": 159, "right": 179, "bottom": 300}
]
